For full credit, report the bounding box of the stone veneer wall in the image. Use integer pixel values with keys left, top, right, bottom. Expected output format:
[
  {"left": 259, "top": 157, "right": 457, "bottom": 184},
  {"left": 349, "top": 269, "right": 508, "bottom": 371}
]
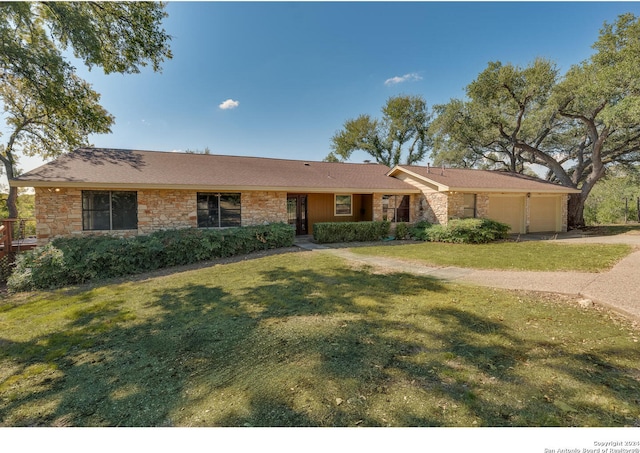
[
  {"left": 241, "top": 191, "right": 287, "bottom": 226},
  {"left": 420, "top": 192, "right": 449, "bottom": 224},
  {"left": 561, "top": 194, "right": 569, "bottom": 232},
  {"left": 476, "top": 194, "right": 490, "bottom": 219},
  {"left": 34, "top": 188, "right": 289, "bottom": 245},
  {"left": 371, "top": 194, "right": 383, "bottom": 221},
  {"left": 447, "top": 192, "right": 465, "bottom": 219},
  {"left": 137, "top": 189, "right": 197, "bottom": 234},
  {"left": 35, "top": 187, "right": 83, "bottom": 245}
]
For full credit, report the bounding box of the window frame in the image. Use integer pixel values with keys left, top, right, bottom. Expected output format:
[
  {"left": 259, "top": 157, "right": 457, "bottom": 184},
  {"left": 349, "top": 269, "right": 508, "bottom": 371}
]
[
  {"left": 463, "top": 193, "right": 477, "bottom": 218},
  {"left": 334, "top": 194, "right": 353, "bottom": 216},
  {"left": 382, "top": 194, "right": 410, "bottom": 222},
  {"left": 82, "top": 190, "right": 138, "bottom": 231},
  {"left": 197, "top": 192, "right": 242, "bottom": 228}
]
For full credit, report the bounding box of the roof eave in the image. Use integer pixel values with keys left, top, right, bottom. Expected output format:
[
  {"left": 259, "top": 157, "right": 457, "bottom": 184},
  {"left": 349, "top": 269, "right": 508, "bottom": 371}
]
[
  {"left": 446, "top": 187, "right": 581, "bottom": 194},
  {"left": 10, "top": 179, "right": 419, "bottom": 194},
  {"left": 389, "top": 166, "right": 580, "bottom": 194}
]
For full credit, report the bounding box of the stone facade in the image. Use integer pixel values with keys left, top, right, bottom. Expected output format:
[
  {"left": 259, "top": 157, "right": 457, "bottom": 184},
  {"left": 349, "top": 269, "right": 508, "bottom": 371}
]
[
  {"left": 419, "top": 192, "right": 449, "bottom": 224},
  {"left": 561, "top": 194, "right": 569, "bottom": 232},
  {"left": 35, "top": 188, "right": 289, "bottom": 245},
  {"left": 33, "top": 186, "right": 570, "bottom": 245},
  {"left": 476, "top": 194, "right": 490, "bottom": 219},
  {"left": 372, "top": 194, "right": 383, "bottom": 222},
  {"left": 137, "top": 189, "right": 197, "bottom": 234},
  {"left": 35, "top": 187, "right": 84, "bottom": 245},
  {"left": 241, "top": 191, "right": 287, "bottom": 226}
]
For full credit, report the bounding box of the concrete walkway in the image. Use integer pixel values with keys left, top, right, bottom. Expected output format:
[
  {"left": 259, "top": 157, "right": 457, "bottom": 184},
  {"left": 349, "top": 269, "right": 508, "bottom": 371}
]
[{"left": 295, "top": 232, "right": 640, "bottom": 321}]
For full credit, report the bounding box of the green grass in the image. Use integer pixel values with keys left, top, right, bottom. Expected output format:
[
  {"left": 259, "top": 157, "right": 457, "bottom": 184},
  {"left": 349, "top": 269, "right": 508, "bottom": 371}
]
[
  {"left": 350, "top": 242, "right": 633, "bottom": 272},
  {"left": 582, "top": 224, "right": 640, "bottom": 236},
  {"left": 1, "top": 251, "right": 640, "bottom": 427}
]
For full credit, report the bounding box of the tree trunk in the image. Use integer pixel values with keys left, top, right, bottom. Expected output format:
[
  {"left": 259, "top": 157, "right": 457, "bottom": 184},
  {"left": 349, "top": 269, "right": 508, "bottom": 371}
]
[
  {"left": 567, "top": 193, "right": 586, "bottom": 229},
  {"left": 1, "top": 157, "right": 19, "bottom": 219}
]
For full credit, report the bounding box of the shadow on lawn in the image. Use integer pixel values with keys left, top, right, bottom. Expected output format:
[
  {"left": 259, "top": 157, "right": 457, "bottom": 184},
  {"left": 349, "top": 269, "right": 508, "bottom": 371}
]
[{"left": 2, "top": 259, "right": 640, "bottom": 427}]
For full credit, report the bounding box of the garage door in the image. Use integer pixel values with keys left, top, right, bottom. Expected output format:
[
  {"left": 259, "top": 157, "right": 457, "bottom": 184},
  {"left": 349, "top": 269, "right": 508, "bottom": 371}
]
[
  {"left": 487, "top": 195, "right": 525, "bottom": 234},
  {"left": 529, "top": 196, "right": 561, "bottom": 232}
]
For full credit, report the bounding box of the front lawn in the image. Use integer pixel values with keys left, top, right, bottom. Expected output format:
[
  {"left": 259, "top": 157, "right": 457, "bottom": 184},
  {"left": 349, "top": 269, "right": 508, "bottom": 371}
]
[
  {"left": 1, "top": 251, "right": 639, "bottom": 426},
  {"left": 350, "top": 241, "right": 632, "bottom": 272}
]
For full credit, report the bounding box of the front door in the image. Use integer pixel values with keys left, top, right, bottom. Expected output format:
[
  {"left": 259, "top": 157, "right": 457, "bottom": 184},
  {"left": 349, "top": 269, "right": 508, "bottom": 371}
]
[{"left": 287, "top": 195, "right": 308, "bottom": 235}]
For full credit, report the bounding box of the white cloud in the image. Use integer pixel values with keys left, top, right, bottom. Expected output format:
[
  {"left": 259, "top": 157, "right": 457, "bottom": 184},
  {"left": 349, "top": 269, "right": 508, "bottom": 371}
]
[
  {"left": 384, "top": 72, "right": 423, "bottom": 86},
  {"left": 219, "top": 99, "right": 240, "bottom": 110}
]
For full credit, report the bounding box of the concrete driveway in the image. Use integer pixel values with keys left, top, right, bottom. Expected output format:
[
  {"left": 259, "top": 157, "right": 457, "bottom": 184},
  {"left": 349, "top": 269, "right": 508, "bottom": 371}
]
[{"left": 298, "top": 230, "right": 640, "bottom": 322}]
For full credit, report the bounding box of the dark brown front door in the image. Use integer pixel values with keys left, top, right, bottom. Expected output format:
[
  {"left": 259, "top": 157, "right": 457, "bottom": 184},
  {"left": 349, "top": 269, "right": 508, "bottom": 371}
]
[{"left": 287, "top": 195, "right": 308, "bottom": 235}]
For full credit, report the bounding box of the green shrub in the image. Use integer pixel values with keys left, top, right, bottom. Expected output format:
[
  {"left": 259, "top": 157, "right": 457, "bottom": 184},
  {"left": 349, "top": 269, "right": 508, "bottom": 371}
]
[
  {"left": 393, "top": 222, "right": 410, "bottom": 240},
  {"left": 409, "top": 220, "right": 433, "bottom": 241},
  {"left": 7, "top": 223, "right": 295, "bottom": 292},
  {"left": 0, "top": 254, "right": 15, "bottom": 285},
  {"left": 313, "top": 221, "right": 390, "bottom": 243},
  {"left": 411, "top": 218, "right": 510, "bottom": 244}
]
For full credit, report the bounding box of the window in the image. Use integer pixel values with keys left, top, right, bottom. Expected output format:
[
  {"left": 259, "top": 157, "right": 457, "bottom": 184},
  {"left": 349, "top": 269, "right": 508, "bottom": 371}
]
[
  {"left": 197, "top": 193, "right": 241, "bottom": 227},
  {"left": 82, "top": 191, "right": 137, "bottom": 230},
  {"left": 382, "top": 195, "right": 410, "bottom": 222},
  {"left": 335, "top": 194, "right": 352, "bottom": 216},
  {"left": 463, "top": 193, "right": 477, "bottom": 218}
]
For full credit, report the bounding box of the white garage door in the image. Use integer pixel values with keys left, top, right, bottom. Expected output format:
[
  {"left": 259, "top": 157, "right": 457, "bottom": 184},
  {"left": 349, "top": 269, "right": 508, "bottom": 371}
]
[
  {"left": 487, "top": 195, "right": 525, "bottom": 234},
  {"left": 529, "top": 196, "right": 561, "bottom": 232}
]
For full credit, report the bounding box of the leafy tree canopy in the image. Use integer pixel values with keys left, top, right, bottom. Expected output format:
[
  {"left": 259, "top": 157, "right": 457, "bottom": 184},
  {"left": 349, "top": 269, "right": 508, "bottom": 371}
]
[
  {"left": 326, "top": 95, "right": 432, "bottom": 167},
  {"left": 584, "top": 165, "right": 640, "bottom": 224},
  {"left": 0, "top": 2, "right": 172, "bottom": 218},
  {"left": 430, "top": 13, "right": 640, "bottom": 227}
]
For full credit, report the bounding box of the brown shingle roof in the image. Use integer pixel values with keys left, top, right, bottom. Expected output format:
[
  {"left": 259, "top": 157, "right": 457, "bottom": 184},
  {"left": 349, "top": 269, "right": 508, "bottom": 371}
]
[
  {"left": 12, "top": 148, "right": 417, "bottom": 193},
  {"left": 391, "top": 165, "right": 580, "bottom": 193}
]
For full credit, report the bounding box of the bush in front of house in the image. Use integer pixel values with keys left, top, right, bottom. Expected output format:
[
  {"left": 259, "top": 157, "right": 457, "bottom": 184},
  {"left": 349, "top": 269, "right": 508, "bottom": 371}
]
[
  {"left": 411, "top": 218, "right": 510, "bottom": 244},
  {"left": 409, "top": 220, "right": 433, "bottom": 241},
  {"left": 393, "top": 222, "right": 411, "bottom": 240},
  {"left": 7, "top": 223, "right": 295, "bottom": 291},
  {"left": 0, "top": 255, "right": 15, "bottom": 285},
  {"left": 313, "top": 221, "right": 391, "bottom": 243}
]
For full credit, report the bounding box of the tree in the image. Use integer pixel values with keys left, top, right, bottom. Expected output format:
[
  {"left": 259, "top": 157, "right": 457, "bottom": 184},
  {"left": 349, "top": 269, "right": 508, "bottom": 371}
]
[
  {"left": 584, "top": 166, "right": 640, "bottom": 224},
  {"left": 0, "top": 73, "right": 113, "bottom": 217},
  {"left": 326, "top": 95, "right": 432, "bottom": 167},
  {"left": 430, "top": 13, "right": 640, "bottom": 227},
  {"left": 0, "top": 2, "right": 172, "bottom": 218}
]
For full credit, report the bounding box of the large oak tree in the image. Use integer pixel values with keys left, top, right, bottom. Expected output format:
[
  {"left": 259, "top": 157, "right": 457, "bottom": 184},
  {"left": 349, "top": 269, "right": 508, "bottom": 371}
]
[
  {"left": 430, "top": 13, "right": 640, "bottom": 227},
  {"left": 0, "top": 2, "right": 172, "bottom": 218},
  {"left": 326, "top": 95, "right": 432, "bottom": 167}
]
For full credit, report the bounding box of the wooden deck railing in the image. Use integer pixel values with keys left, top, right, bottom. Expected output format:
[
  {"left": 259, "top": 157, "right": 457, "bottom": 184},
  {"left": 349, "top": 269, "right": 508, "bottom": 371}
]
[
  {"left": 0, "top": 219, "right": 37, "bottom": 260},
  {"left": 0, "top": 221, "right": 9, "bottom": 260}
]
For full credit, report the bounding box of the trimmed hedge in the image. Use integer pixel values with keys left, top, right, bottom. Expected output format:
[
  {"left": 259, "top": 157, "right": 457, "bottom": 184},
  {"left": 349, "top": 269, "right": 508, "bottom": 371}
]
[
  {"left": 8, "top": 223, "right": 295, "bottom": 291},
  {"left": 313, "top": 221, "right": 390, "bottom": 243},
  {"left": 410, "top": 218, "right": 510, "bottom": 244}
]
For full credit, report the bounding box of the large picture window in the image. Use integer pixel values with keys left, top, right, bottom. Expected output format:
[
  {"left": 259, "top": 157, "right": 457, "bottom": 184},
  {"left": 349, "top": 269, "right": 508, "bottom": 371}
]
[
  {"left": 82, "top": 191, "right": 138, "bottom": 230},
  {"left": 382, "top": 195, "right": 410, "bottom": 222},
  {"left": 335, "top": 194, "right": 352, "bottom": 216},
  {"left": 197, "top": 193, "right": 241, "bottom": 228}
]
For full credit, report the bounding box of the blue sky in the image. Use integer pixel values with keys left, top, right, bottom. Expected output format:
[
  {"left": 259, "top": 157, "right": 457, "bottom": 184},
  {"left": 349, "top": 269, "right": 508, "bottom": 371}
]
[{"left": 11, "top": 1, "right": 640, "bottom": 179}]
